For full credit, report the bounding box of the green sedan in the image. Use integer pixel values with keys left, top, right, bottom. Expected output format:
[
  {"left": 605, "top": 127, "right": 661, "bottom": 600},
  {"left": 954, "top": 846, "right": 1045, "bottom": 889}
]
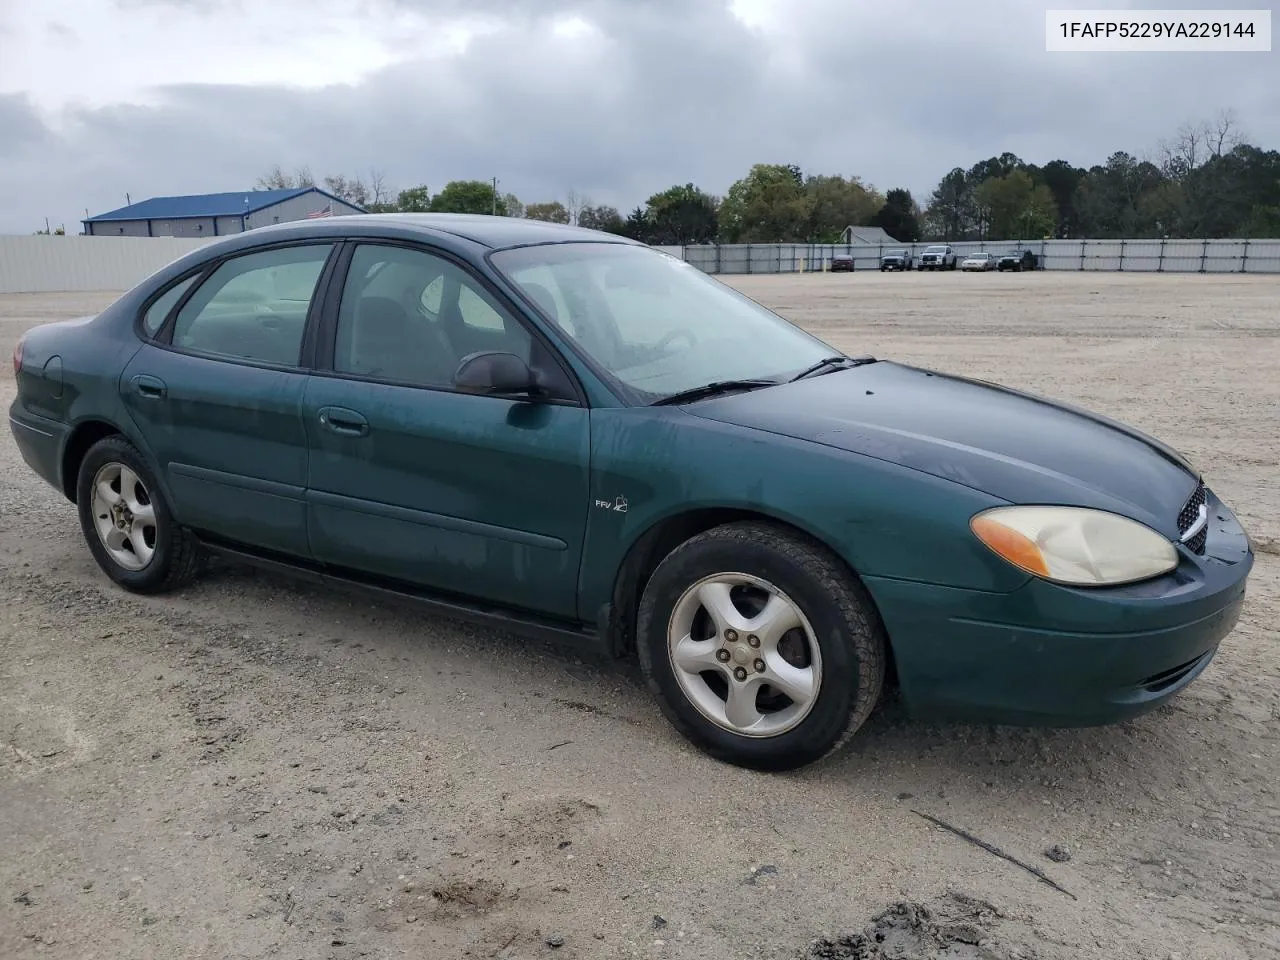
[{"left": 8, "top": 215, "right": 1254, "bottom": 770}]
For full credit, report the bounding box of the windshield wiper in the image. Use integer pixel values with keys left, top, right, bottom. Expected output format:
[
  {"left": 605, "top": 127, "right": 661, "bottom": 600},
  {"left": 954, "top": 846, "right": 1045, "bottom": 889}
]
[
  {"left": 789, "top": 354, "right": 877, "bottom": 382},
  {"left": 651, "top": 378, "right": 780, "bottom": 406}
]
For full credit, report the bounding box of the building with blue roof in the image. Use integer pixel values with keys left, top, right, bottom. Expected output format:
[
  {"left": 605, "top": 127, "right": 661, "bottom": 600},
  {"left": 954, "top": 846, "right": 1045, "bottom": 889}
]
[{"left": 82, "top": 187, "right": 365, "bottom": 237}]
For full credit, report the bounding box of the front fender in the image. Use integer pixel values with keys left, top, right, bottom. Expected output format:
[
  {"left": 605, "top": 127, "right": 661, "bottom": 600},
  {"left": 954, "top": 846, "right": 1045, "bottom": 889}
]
[{"left": 577, "top": 407, "right": 1028, "bottom": 619}]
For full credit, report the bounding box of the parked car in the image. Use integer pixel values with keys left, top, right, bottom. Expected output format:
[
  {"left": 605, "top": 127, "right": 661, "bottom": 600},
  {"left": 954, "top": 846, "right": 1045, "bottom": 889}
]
[
  {"left": 879, "top": 249, "right": 913, "bottom": 271},
  {"left": 9, "top": 214, "right": 1254, "bottom": 771},
  {"left": 997, "top": 249, "right": 1039, "bottom": 271},
  {"left": 919, "top": 244, "right": 957, "bottom": 270},
  {"left": 829, "top": 252, "right": 856, "bottom": 272},
  {"left": 960, "top": 252, "right": 997, "bottom": 272}
]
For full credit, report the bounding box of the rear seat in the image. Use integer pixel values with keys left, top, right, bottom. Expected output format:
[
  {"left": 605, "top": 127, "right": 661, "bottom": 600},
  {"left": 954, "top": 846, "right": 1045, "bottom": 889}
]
[{"left": 177, "top": 310, "right": 306, "bottom": 366}]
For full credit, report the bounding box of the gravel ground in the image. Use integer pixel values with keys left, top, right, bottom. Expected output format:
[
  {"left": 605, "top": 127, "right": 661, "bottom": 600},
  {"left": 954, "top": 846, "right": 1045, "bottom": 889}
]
[{"left": 2, "top": 271, "right": 1278, "bottom": 960}]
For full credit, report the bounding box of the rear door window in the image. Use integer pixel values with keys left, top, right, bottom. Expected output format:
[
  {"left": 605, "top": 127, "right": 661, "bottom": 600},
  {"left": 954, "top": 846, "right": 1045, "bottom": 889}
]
[{"left": 169, "top": 244, "right": 334, "bottom": 366}]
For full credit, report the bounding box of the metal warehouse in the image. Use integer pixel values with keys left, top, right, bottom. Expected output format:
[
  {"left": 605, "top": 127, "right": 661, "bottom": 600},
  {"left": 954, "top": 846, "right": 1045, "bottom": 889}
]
[{"left": 82, "top": 187, "right": 365, "bottom": 237}]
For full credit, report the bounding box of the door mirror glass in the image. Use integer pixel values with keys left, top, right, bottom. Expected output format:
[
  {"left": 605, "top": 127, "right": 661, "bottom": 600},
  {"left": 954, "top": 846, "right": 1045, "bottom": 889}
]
[{"left": 453, "top": 351, "right": 538, "bottom": 396}]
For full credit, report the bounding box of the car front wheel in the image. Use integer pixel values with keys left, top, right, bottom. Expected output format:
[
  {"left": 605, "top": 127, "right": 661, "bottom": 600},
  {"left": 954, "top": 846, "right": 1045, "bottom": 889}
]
[
  {"left": 76, "top": 435, "right": 204, "bottom": 594},
  {"left": 636, "top": 521, "right": 886, "bottom": 771}
]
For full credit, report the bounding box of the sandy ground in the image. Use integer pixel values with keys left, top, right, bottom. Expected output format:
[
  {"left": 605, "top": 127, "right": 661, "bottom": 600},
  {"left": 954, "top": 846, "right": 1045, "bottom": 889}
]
[{"left": 2, "top": 271, "right": 1278, "bottom": 960}]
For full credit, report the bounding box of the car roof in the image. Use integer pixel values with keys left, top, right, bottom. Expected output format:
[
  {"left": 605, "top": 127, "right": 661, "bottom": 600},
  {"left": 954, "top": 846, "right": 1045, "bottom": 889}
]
[{"left": 234, "top": 212, "right": 642, "bottom": 251}]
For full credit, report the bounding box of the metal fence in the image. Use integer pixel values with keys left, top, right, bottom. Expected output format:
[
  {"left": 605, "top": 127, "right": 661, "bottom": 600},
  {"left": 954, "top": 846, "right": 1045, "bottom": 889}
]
[
  {"left": 4, "top": 235, "right": 1279, "bottom": 295},
  {"left": 662, "top": 238, "right": 1280, "bottom": 275},
  {"left": 0, "top": 235, "right": 214, "bottom": 294}
]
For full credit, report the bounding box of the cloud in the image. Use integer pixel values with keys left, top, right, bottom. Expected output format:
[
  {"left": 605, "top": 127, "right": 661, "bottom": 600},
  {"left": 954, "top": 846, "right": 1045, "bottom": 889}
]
[
  {"left": 0, "top": 94, "right": 49, "bottom": 158},
  {"left": 1, "top": 0, "right": 1276, "bottom": 233}
]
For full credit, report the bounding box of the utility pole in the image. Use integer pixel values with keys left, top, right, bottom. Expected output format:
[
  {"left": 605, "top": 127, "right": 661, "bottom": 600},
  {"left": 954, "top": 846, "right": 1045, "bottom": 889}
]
[{"left": 492, "top": 177, "right": 499, "bottom": 216}]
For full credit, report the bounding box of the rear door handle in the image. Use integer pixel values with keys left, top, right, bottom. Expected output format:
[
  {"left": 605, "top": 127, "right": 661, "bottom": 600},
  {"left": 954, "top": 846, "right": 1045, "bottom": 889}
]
[
  {"left": 131, "top": 374, "right": 167, "bottom": 399},
  {"left": 318, "top": 406, "right": 369, "bottom": 437}
]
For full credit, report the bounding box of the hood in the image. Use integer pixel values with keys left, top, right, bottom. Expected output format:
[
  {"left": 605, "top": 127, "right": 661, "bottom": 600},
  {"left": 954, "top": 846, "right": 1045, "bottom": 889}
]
[{"left": 687, "top": 361, "right": 1199, "bottom": 537}]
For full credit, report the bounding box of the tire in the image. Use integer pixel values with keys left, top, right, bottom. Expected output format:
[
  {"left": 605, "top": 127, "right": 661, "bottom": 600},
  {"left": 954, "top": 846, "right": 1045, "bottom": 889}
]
[
  {"left": 635, "top": 521, "right": 886, "bottom": 771},
  {"left": 76, "top": 435, "right": 204, "bottom": 594}
]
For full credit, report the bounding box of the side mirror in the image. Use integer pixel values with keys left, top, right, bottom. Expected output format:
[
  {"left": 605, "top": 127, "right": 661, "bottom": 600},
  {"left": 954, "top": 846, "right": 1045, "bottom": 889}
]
[{"left": 453, "top": 351, "right": 539, "bottom": 397}]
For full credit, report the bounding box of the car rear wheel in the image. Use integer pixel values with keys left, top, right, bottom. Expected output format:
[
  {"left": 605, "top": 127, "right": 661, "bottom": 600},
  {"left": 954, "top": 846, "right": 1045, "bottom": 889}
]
[
  {"left": 76, "top": 436, "right": 204, "bottom": 594},
  {"left": 636, "top": 521, "right": 886, "bottom": 771}
]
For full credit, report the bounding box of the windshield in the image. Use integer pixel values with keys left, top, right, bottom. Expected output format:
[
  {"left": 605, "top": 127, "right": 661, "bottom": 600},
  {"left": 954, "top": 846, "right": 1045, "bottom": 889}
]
[
  {"left": 885, "top": 249, "right": 906, "bottom": 256},
  {"left": 489, "top": 242, "right": 836, "bottom": 402},
  {"left": 925, "top": 245, "right": 946, "bottom": 253}
]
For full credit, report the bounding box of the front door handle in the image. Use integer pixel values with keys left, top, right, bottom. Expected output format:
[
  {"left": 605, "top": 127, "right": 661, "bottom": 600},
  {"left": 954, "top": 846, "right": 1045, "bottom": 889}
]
[
  {"left": 318, "top": 406, "right": 369, "bottom": 437},
  {"left": 131, "top": 374, "right": 167, "bottom": 399}
]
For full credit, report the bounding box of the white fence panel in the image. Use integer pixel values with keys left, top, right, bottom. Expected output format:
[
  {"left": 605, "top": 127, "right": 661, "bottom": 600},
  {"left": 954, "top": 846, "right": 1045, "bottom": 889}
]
[
  {"left": 0, "top": 236, "right": 215, "bottom": 293},
  {"left": 4, "top": 234, "right": 1280, "bottom": 293},
  {"left": 668, "top": 238, "right": 1280, "bottom": 275}
]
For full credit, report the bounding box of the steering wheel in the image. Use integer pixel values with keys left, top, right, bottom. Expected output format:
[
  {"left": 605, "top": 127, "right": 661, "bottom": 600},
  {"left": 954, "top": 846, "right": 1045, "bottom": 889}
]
[{"left": 655, "top": 329, "right": 698, "bottom": 354}]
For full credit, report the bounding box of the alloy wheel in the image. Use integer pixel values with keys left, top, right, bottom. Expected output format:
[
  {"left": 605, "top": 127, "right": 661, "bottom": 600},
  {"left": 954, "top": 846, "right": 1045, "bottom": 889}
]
[
  {"left": 666, "top": 572, "right": 823, "bottom": 737},
  {"left": 90, "top": 461, "right": 158, "bottom": 571}
]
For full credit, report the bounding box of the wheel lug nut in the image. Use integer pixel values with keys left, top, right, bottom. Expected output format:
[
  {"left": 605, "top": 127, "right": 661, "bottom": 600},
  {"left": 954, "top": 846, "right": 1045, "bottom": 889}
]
[
  {"left": 754, "top": 659, "right": 765, "bottom": 673},
  {"left": 715, "top": 649, "right": 731, "bottom": 663},
  {"left": 725, "top": 629, "right": 738, "bottom": 642},
  {"left": 733, "top": 667, "right": 747, "bottom": 681},
  {"left": 747, "top": 635, "right": 760, "bottom": 648}
]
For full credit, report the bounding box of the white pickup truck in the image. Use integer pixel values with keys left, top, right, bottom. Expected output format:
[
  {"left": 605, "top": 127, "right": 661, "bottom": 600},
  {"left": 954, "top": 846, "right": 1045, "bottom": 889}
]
[{"left": 919, "top": 244, "right": 957, "bottom": 271}]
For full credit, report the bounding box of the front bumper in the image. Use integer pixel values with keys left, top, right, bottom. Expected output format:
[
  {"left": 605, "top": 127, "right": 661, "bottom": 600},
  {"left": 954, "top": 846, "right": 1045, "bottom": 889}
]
[
  {"left": 864, "top": 488, "right": 1254, "bottom": 726},
  {"left": 9, "top": 399, "right": 68, "bottom": 495}
]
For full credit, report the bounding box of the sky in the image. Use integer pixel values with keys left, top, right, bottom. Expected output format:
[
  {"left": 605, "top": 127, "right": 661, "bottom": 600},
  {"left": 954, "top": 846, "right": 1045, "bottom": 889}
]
[{"left": 0, "top": 0, "right": 1276, "bottom": 234}]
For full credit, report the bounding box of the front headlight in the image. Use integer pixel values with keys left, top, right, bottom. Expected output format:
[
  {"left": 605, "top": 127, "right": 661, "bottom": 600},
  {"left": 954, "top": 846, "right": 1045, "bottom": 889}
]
[{"left": 970, "top": 506, "right": 1178, "bottom": 587}]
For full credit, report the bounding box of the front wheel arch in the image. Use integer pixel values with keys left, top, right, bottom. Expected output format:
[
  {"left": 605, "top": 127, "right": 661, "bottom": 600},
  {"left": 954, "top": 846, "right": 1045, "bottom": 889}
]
[{"left": 607, "top": 507, "right": 898, "bottom": 686}]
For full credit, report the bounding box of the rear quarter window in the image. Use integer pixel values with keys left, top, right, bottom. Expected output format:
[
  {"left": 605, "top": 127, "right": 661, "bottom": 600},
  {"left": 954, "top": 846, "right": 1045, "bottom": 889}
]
[{"left": 141, "top": 273, "right": 199, "bottom": 336}]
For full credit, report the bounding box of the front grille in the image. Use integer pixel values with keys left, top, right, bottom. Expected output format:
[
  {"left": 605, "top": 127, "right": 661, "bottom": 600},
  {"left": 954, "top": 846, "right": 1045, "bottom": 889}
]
[{"left": 1177, "top": 481, "right": 1208, "bottom": 554}]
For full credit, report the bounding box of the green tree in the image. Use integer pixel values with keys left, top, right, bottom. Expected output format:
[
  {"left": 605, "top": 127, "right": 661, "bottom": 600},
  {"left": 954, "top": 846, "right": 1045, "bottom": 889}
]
[
  {"left": 923, "top": 168, "right": 972, "bottom": 240},
  {"left": 973, "top": 170, "right": 1058, "bottom": 239},
  {"left": 1036, "top": 160, "right": 1086, "bottom": 237},
  {"left": 622, "top": 206, "right": 651, "bottom": 242},
  {"left": 1241, "top": 203, "right": 1280, "bottom": 237},
  {"left": 803, "top": 174, "right": 883, "bottom": 242},
  {"left": 1074, "top": 152, "right": 1166, "bottom": 237},
  {"left": 870, "top": 188, "right": 921, "bottom": 242},
  {"left": 719, "top": 163, "right": 810, "bottom": 242},
  {"left": 642, "top": 183, "right": 719, "bottom": 244},
  {"left": 502, "top": 194, "right": 525, "bottom": 219},
  {"left": 429, "top": 179, "right": 503, "bottom": 215},
  {"left": 525, "top": 201, "right": 571, "bottom": 223},
  {"left": 394, "top": 185, "right": 431, "bottom": 213},
  {"left": 578, "top": 204, "right": 626, "bottom": 234}
]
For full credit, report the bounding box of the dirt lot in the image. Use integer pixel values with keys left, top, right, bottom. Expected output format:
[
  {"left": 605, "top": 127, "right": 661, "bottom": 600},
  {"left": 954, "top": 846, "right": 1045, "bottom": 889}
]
[{"left": 2, "top": 271, "right": 1278, "bottom": 960}]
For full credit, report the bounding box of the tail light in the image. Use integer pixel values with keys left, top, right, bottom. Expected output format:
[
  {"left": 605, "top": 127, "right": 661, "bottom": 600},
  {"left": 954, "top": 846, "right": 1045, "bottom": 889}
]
[{"left": 11, "top": 335, "right": 22, "bottom": 376}]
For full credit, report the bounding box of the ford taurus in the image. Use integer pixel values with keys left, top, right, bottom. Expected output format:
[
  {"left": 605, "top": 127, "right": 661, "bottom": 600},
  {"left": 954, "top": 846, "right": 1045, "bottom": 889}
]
[{"left": 8, "top": 214, "right": 1253, "bottom": 770}]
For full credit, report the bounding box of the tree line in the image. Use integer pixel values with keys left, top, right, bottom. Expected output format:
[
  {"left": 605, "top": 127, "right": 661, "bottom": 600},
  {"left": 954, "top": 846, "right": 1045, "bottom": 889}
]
[{"left": 256, "top": 111, "right": 1279, "bottom": 245}]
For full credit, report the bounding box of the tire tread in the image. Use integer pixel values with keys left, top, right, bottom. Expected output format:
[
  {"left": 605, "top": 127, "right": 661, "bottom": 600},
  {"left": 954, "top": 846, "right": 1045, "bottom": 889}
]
[
  {"left": 77, "top": 435, "right": 203, "bottom": 594},
  {"left": 636, "top": 520, "right": 886, "bottom": 770}
]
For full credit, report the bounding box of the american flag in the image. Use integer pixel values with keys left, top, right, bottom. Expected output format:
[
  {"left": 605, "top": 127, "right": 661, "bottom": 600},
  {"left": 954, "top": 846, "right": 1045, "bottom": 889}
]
[{"left": 305, "top": 202, "right": 333, "bottom": 219}]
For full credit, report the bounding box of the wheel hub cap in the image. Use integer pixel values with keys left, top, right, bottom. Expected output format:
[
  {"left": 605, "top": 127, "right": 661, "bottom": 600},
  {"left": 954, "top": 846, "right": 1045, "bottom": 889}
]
[
  {"left": 90, "top": 461, "right": 157, "bottom": 572},
  {"left": 666, "top": 573, "right": 823, "bottom": 739}
]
